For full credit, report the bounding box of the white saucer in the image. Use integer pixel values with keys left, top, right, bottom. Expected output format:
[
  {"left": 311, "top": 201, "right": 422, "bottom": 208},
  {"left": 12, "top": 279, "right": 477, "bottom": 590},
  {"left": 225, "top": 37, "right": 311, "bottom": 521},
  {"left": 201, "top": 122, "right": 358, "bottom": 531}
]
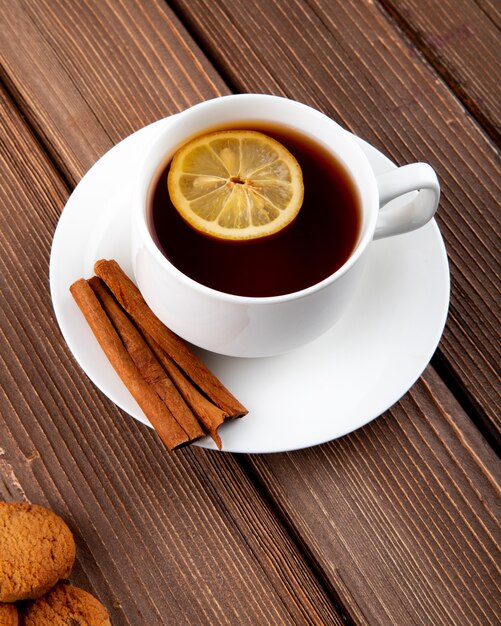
[{"left": 50, "top": 117, "right": 449, "bottom": 454}]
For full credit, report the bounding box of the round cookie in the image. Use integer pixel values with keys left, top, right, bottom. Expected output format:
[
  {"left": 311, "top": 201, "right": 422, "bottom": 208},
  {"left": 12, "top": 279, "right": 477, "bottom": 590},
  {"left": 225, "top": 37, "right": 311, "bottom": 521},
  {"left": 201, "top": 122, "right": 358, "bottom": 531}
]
[
  {"left": 0, "top": 603, "right": 18, "bottom": 626},
  {"left": 21, "top": 584, "right": 111, "bottom": 626},
  {"left": 0, "top": 502, "right": 75, "bottom": 602}
]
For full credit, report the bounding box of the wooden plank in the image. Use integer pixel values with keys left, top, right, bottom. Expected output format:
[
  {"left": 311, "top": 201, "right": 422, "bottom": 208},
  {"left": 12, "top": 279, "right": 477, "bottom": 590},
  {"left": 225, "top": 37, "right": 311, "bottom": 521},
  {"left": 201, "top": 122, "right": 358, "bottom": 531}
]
[
  {"left": 0, "top": 0, "right": 227, "bottom": 184},
  {"left": 480, "top": 0, "right": 501, "bottom": 26},
  {"left": 247, "top": 367, "right": 501, "bottom": 625},
  {"left": 379, "top": 0, "right": 501, "bottom": 142},
  {"left": 169, "top": 0, "right": 501, "bottom": 441},
  {"left": 0, "top": 82, "right": 342, "bottom": 626}
]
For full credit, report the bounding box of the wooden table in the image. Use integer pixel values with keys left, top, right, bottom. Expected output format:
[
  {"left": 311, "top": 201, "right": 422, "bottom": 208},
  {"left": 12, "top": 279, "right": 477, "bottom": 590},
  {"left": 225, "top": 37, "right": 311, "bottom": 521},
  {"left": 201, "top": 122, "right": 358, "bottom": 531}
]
[{"left": 1, "top": 1, "right": 500, "bottom": 624}]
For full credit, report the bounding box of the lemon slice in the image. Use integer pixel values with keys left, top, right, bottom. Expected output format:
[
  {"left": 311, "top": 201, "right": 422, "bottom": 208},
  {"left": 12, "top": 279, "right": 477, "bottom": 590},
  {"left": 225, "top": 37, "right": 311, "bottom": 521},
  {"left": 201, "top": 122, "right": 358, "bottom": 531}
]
[{"left": 167, "top": 130, "right": 304, "bottom": 240}]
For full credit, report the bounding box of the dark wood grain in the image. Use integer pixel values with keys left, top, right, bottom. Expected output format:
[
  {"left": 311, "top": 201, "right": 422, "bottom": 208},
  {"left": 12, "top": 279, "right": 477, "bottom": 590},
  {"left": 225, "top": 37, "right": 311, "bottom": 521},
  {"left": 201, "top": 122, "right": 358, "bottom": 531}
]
[
  {"left": 379, "top": 0, "right": 501, "bottom": 142},
  {"left": 0, "top": 84, "right": 342, "bottom": 626},
  {"left": 169, "top": 0, "right": 501, "bottom": 443},
  {"left": 246, "top": 367, "right": 501, "bottom": 625},
  {"left": 0, "top": 0, "right": 226, "bottom": 184},
  {"left": 479, "top": 0, "right": 501, "bottom": 27}
]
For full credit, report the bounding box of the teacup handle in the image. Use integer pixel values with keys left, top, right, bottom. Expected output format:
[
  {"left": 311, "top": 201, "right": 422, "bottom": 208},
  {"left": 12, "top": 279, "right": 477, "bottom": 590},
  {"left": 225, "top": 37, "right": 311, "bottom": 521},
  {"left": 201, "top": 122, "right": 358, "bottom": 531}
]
[{"left": 374, "top": 163, "right": 440, "bottom": 240}]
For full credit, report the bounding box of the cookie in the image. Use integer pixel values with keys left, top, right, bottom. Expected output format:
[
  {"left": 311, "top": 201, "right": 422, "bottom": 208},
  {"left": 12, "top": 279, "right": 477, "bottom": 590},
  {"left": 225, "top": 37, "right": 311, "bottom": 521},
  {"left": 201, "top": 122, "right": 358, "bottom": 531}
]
[
  {"left": 0, "top": 603, "right": 18, "bottom": 626},
  {"left": 20, "top": 584, "right": 111, "bottom": 626},
  {"left": 0, "top": 502, "right": 75, "bottom": 602}
]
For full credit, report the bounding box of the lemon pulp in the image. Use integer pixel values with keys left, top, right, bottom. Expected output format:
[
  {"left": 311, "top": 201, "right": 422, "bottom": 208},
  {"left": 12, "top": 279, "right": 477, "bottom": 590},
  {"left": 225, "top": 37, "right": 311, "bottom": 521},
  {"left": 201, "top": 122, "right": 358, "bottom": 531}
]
[{"left": 167, "top": 130, "right": 304, "bottom": 240}]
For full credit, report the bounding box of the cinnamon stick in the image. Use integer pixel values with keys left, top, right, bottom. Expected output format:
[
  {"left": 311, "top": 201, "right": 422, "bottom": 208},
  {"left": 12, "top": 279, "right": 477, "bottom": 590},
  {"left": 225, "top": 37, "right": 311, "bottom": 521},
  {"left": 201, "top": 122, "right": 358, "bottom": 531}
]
[
  {"left": 69, "top": 279, "right": 189, "bottom": 450},
  {"left": 144, "top": 333, "right": 226, "bottom": 449},
  {"left": 94, "top": 259, "right": 248, "bottom": 418},
  {"left": 88, "top": 277, "right": 204, "bottom": 442}
]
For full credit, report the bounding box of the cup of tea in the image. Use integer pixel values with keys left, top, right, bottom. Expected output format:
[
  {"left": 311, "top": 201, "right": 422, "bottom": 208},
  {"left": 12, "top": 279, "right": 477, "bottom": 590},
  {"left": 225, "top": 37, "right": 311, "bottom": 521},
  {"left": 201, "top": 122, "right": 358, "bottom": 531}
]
[{"left": 131, "top": 94, "right": 439, "bottom": 357}]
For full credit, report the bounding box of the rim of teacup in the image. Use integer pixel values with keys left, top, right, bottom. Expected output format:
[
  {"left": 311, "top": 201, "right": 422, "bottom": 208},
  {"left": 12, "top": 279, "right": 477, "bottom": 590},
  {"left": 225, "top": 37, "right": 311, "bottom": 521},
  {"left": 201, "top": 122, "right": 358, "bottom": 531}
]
[{"left": 134, "top": 94, "right": 379, "bottom": 304}]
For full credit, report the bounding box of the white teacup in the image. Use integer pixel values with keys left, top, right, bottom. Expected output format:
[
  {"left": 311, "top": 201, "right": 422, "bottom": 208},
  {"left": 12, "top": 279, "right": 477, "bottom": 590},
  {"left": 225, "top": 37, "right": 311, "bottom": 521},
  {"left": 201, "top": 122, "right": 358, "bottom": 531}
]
[{"left": 131, "top": 94, "right": 439, "bottom": 357}]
